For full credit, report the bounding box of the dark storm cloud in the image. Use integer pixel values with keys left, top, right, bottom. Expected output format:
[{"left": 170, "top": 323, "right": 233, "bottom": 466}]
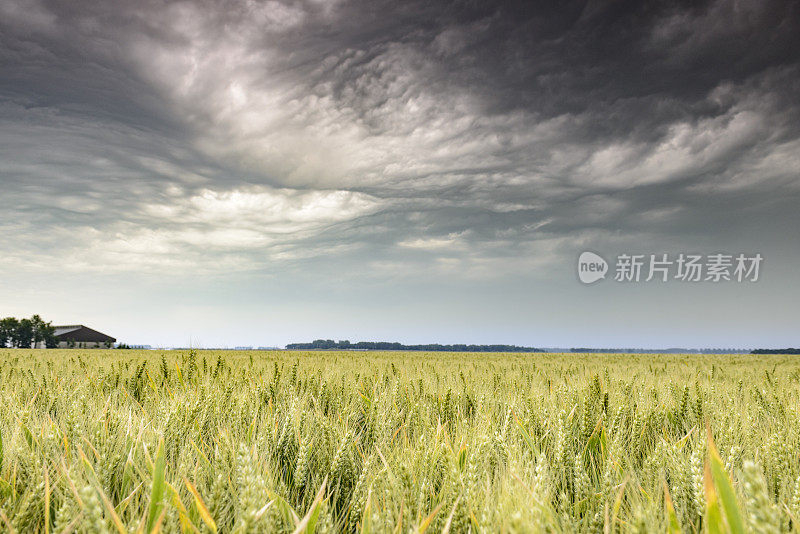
[{"left": 1, "top": 0, "right": 799, "bottom": 277}]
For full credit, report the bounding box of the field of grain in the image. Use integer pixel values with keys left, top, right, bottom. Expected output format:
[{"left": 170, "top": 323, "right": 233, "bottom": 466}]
[{"left": 0, "top": 350, "right": 798, "bottom": 533}]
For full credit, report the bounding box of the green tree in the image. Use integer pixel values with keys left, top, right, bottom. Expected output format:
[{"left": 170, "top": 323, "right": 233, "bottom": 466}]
[
  {"left": 0, "top": 317, "right": 19, "bottom": 348},
  {"left": 13, "top": 318, "right": 34, "bottom": 348},
  {"left": 45, "top": 332, "right": 59, "bottom": 348},
  {"left": 30, "top": 315, "right": 57, "bottom": 348},
  {"left": 31, "top": 315, "right": 48, "bottom": 348}
]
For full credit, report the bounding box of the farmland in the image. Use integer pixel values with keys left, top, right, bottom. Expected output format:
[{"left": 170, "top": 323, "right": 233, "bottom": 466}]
[{"left": 0, "top": 350, "right": 798, "bottom": 533}]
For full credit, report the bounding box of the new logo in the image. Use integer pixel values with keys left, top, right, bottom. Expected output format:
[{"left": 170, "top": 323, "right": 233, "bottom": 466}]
[{"left": 578, "top": 251, "right": 608, "bottom": 284}]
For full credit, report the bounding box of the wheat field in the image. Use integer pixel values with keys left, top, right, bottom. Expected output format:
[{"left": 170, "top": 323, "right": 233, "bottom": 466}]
[{"left": 0, "top": 349, "right": 798, "bottom": 533}]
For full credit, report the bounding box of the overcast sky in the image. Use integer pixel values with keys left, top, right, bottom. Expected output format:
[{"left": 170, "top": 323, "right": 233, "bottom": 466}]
[{"left": 1, "top": 0, "right": 798, "bottom": 348}]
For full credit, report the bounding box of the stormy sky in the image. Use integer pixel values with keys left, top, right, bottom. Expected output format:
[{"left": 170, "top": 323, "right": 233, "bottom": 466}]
[{"left": 1, "top": 0, "right": 798, "bottom": 348}]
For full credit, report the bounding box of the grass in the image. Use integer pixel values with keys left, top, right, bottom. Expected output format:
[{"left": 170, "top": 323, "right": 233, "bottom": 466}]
[{"left": 0, "top": 349, "right": 798, "bottom": 533}]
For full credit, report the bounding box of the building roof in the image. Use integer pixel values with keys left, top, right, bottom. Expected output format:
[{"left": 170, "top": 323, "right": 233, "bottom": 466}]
[
  {"left": 52, "top": 325, "right": 116, "bottom": 343},
  {"left": 53, "top": 325, "right": 82, "bottom": 337}
]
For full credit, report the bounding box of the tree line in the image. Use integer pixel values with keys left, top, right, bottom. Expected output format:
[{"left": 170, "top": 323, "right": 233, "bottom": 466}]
[
  {"left": 285, "top": 340, "right": 776, "bottom": 354},
  {"left": 568, "top": 348, "right": 751, "bottom": 354},
  {"left": 0, "top": 315, "right": 57, "bottom": 348},
  {"left": 285, "top": 339, "right": 544, "bottom": 352}
]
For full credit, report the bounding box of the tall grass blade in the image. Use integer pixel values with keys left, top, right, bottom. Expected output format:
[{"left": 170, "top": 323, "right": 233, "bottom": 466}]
[
  {"left": 707, "top": 426, "right": 744, "bottom": 534},
  {"left": 705, "top": 462, "right": 725, "bottom": 534},
  {"left": 663, "top": 481, "right": 681, "bottom": 534},
  {"left": 146, "top": 437, "right": 167, "bottom": 534},
  {"left": 183, "top": 477, "right": 217, "bottom": 534},
  {"left": 292, "top": 476, "right": 327, "bottom": 534}
]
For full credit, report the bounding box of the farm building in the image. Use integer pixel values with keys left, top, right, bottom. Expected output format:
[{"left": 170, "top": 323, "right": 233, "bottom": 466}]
[{"left": 53, "top": 325, "right": 116, "bottom": 348}]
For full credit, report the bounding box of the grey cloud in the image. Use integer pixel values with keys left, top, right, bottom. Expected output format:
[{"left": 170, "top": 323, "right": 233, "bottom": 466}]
[{"left": 0, "top": 0, "right": 799, "bottom": 282}]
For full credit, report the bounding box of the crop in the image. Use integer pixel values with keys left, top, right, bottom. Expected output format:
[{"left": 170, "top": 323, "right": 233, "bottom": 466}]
[{"left": 0, "top": 349, "right": 798, "bottom": 532}]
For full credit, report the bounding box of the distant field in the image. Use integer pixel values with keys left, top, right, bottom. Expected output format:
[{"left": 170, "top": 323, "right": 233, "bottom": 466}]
[{"left": 1, "top": 350, "right": 799, "bottom": 532}]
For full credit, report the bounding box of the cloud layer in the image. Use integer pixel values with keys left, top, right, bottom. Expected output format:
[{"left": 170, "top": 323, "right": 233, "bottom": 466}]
[{"left": 1, "top": 0, "right": 799, "bottom": 346}]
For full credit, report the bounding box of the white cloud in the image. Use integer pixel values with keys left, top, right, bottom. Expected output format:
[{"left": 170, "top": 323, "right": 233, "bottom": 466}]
[
  {"left": 149, "top": 186, "right": 379, "bottom": 230},
  {"left": 79, "top": 186, "right": 379, "bottom": 271},
  {"left": 398, "top": 234, "right": 466, "bottom": 251}
]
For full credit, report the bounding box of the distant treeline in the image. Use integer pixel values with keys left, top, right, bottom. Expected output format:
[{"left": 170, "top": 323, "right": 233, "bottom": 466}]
[
  {"left": 569, "top": 348, "right": 749, "bottom": 354},
  {"left": 0, "top": 315, "right": 57, "bottom": 348},
  {"left": 285, "top": 339, "right": 544, "bottom": 352},
  {"left": 284, "top": 341, "right": 765, "bottom": 354}
]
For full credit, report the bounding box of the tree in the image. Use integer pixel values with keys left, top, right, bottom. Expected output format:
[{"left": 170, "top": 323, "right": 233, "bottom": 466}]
[
  {"left": 0, "top": 317, "right": 19, "bottom": 348},
  {"left": 41, "top": 320, "right": 57, "bottom": 348},
  {"left": 13, "top": 318, "right": 34, "bottom": 348},
  {"left": 30, "top": 315, "right": 56, "bottom": 348},
  {"left": 45, "top": 330, "right": 59, "bottom": 348}
]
